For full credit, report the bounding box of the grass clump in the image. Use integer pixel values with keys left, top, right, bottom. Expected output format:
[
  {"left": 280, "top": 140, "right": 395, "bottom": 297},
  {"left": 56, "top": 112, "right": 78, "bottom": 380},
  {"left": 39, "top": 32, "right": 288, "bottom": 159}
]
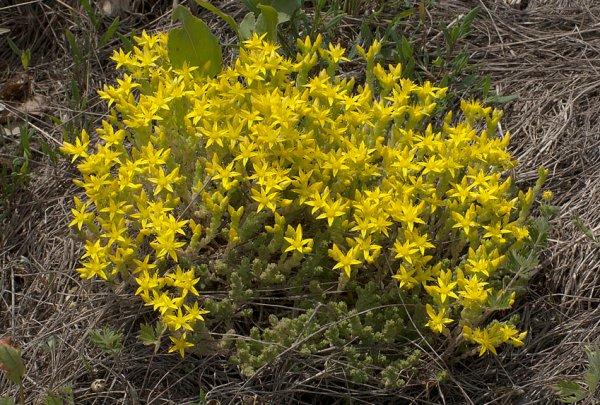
[{"left": 61, "top": 28, "right": 547, "bottom": 386}]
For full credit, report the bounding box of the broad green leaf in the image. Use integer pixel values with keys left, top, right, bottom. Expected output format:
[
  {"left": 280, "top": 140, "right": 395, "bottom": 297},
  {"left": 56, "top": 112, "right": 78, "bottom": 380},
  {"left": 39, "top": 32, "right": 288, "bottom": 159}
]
[
  {"left": 239, "top": 12, "right": 256, "bottom": 40},
  {"left": 20, "top": 49, "right": 31, "bottom": 70},
  {"left": 168, "top": 5, "right": 222, "bottom": 76},
  {"left": 155, "top": 320, "right": 167, "bottom": 336},
  {"left": 399, "top": 36, "right": 413, "bottom": 60},
  {"left": 0, "top": 343, "right": 25, "bottom": 385},
  {"left": 89, "top": 326, "right": 123, "bottom": 355},
  {"left": 0, "top": 397, "right": 15, "bottom": 405},
  {"left": 255, "top": 5, "right": 278, "bottom": 42},
  {"left": 276, "top": 11, "right": 291, "bottom": 24},
  {"left": 323, "top": 11, "right": 345, "bottom": 32},
  {"left": 195, "top": 1, "right": 239, "bottom": 37}
]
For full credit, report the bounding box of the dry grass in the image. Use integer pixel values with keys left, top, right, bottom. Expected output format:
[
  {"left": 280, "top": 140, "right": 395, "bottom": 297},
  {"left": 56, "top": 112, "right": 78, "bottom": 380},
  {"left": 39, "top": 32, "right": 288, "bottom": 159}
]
[{"left": 1, "top": 0, "right": 599, "bottom": 403}]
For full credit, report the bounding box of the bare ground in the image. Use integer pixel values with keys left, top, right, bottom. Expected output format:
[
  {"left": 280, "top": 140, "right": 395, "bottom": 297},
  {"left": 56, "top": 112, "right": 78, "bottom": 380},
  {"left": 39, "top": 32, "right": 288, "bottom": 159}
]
[{"left": 1, "top": 0, "right": 599, "bottom": 403}]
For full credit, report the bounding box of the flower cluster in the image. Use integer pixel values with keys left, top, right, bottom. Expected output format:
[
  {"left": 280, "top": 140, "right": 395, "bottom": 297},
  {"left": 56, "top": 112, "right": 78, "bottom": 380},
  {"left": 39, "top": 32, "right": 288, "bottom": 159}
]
[{"left": 63, "top": 31, "right": 537, "bottom": 358}]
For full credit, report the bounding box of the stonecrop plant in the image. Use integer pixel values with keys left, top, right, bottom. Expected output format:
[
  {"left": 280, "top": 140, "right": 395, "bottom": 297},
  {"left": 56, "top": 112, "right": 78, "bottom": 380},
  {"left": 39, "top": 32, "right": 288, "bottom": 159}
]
[{"left": 62, "top": 27, "right": 546, "bottom": 372}]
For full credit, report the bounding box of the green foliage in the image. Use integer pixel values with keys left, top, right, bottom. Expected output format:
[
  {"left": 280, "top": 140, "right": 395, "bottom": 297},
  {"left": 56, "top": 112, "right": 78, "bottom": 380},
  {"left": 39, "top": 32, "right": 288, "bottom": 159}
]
[
  {"left": 89, "top": 326, "right": 123, "bottom": 356},
  {"left": 243, "top": 0, "right": 303, "bottom": 17},
  {"left": 239, "top": 12, "right": 257, "bottom": 40},
  {"left": 139, "top": 321, "right": 167, "bottom": 354},
  {"left": 41, "top": 385, "right": 74, "bottom": 405},
  {"left": 255, "top": 4, "right": 279, "bottom": 42},
  {"left": 6, "top": 38, "right": 31, "bottom": 70},
  {"left": 168, "top": 5, "right": 222, "bottom": 76},
  {"left": 0, "top": 125, "right": 32, "bottom": 209},
  {"left": 62, "top": 0, "right": 124, "bottom": 124},
  {"left": 0, "top": 343, "right": 25, "bottom": 385},
  {"left": 79, "top": 0, "right": 99, "bottom": 30},
  {"left": 62, "top": 4, "right": 549, "bottom": 389},
  {"left": 44, "top": 395, "right": 64, "bottom": 405},
  {"left": 230, "top": 283, "right": 424, "bottom": 381},
  {"left": 0, "top": 340, "right": 25, "bottom": 405},
  {"left": 199, "top": 1, "right": 301, "bottom": 42},
  {"left": 572, "top": 215, "right": 598, "bottom": 245},
  {"left": 99, "top": 17, "right": 121, "bottom": 48},
  {"left": 195, "top": 1, "right": 240, "bottom": 37},
  {"left": 554, "top": 345, "right": 600, "bottom": 403}
]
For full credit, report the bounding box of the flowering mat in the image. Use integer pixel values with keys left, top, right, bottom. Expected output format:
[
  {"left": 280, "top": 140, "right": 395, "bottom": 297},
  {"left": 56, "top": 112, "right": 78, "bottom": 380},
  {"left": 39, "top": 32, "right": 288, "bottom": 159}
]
[{"left": 1, "top": 0, "right": 599, "bottom": 403}]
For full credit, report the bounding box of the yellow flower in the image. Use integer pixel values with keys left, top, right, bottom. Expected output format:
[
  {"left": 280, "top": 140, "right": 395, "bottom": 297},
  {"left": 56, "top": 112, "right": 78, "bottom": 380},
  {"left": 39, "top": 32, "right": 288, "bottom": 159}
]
[
  {"left": 133, "top": 255, "right": 156, "bottom": 275},
  {"left": 61, "top": 129, "right": 90, "bottom": 162},
  {"left": 149, "top": 167, "right": 182, "bottom": 196},
  {"left": 451, "top": 204, "right": 478, "bottom": 235},
  {"left": 462, "top": 325, "right": 498, "bottom": 356},
  {"left": 147, "top": 291, "right": 179, "bottom": 315},
  {"left": 110, "top": 48, "right": 133, "bottom": 69},
  {"left": 393, "top": 239, "right": 419, "bottom": 264},
  {"left": 316, "top": 198, "right": 347, "bottom": 226},
  {"left": 250, "top": 187, "right": 278, "bottom": 213},
  {"left": 284, "top": 224, "right": 313, "bottom": 254},
  {"left": 165, "top": 308, "right": 194, "bottom": 332},
  {"left": 167, "top": 266, "right": 200, "bottom": 297},
  {"left": 329, "top": 244, "right": 362, "bottom": 278},
  {"left": 81, "top": 239, "right": 107, "bottom": 261},
  {"left": 69, "top": 197, "right": 94, "bottom": 230},
  {"left": 459, "top": 276, "right": 489, "bottom": 307},
  {"left": 77, "top": 258, "right": 109, "bottom": 280},
  {"left": 184, "top": 302, "right": 209, "bottom": 323},
  {"left": 425, "top": 270, "right": 458, "bottom": 304},
  {"left": 169, "top": 334, "right": 194, "bottom": 357},
  {"left": 390, "top": 200, "right": 425, "bottom": 231},
  {"left": 135, "top": 270, "right": 162, "bottom": 296},
  {"left": 150, "top": 230, "right": 186, "bottom": 262},
  {"left": 393, "top": 265, "right": 418, "bottom": 289},
  {"left": 425, "top": 304, "right": 453, "bottom": 333},
  {"left": 68, "top": 31, "right": 540, "bottom": 359},
  {"left": 101, "top": 218, "right": 128, "bottom": 247}
]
